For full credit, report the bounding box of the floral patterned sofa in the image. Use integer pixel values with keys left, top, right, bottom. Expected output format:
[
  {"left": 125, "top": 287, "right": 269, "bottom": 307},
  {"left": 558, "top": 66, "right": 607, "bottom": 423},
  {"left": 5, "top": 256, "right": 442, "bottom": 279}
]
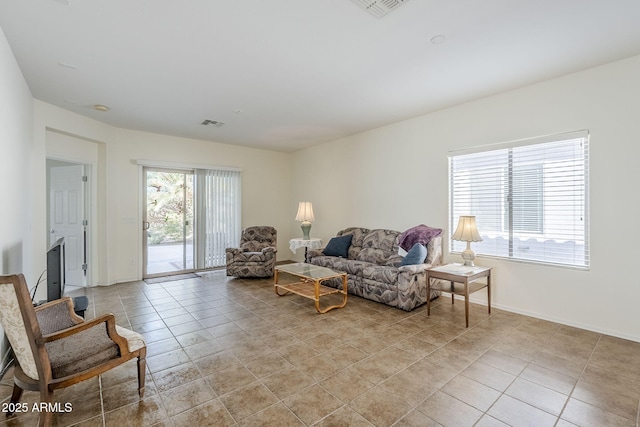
[{"left": 306, "top": 227, "right": 442, "bottom": 311}]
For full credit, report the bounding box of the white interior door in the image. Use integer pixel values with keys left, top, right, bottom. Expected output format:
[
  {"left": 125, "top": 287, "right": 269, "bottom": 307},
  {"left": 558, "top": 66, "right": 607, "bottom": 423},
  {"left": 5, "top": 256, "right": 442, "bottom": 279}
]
[{"left": 50, "top": 165, "right": 86, "bottom": 286}]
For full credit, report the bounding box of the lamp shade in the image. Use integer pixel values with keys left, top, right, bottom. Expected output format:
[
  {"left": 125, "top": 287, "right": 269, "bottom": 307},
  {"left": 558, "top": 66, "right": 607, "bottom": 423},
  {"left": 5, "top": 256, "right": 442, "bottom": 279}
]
[
  {"left": 451, "top": 216, "right": 482, "bottom": 242},
  {"left": 295, "top": 202, "right": 315, "bottom": 222}
]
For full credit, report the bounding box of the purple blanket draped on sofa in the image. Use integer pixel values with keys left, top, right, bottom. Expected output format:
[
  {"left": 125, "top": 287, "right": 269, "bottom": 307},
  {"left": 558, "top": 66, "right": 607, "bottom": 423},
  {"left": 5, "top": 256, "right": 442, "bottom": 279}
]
[{"left": 398, "top": 224, "right": 443, "bottom": 252}]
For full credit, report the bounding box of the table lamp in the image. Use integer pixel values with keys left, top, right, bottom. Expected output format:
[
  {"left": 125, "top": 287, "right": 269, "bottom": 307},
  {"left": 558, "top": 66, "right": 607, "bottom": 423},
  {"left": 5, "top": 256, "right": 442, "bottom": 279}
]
[
  {"left": 295, "top": 202, "right": 315, "bottom": 240},
  {"left": 452, "top": 215, "right": 483, "bottom": 266}
]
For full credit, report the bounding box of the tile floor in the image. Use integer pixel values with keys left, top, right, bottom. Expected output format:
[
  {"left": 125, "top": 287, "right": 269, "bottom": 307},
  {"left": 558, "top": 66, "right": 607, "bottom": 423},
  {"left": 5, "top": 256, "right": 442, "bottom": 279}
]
[{"left": 1, "top": 269, "right": 639, "bottom": 426}]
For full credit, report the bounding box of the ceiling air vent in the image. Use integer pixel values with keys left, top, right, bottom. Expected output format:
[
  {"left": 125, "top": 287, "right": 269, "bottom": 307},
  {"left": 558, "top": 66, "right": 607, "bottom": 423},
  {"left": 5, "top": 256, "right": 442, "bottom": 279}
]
[
  {"left": 201, "top": 119, "right": 225, "bottom": 128},
  {"left": 351, "top": 0, "right": 409, "bottom": 18}
]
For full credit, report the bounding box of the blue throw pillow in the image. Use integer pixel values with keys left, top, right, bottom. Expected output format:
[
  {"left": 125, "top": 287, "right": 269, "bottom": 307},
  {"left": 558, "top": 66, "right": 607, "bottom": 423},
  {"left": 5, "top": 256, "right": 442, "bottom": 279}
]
[
  {"left": 323, "top": 234, "right": 353, "bottom": 258},
  {"left": 401, "top": 243, "right": 427, "bottom": 266}
]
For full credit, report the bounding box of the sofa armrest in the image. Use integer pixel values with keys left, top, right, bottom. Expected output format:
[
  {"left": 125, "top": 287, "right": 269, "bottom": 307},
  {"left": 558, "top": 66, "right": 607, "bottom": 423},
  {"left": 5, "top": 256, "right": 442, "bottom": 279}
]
[
  {"left": 397, "top": 263, "right": 431, "bottom": 274},
  {"left": 307, "top": 248, "right": 324, "bottom": 257},
  {"left": 262, "top": 246, "right": 277, "bottom": 254},
  {"left": 225, "top": 247, "right": 244, "bottom": 255},
  {"left": 306, "top": 248, "right": 325, "bottom": 263}
]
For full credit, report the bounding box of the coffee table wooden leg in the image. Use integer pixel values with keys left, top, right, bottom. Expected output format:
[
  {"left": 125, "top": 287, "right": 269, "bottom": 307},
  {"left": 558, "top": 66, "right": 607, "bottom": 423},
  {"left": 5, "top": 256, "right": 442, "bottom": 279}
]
[
  {"left": 274, "top": 270, "right": 291, "bottom": 296},
  {"left": 274, "top": 270, "right": 279, "bottom": 295},
  {"left": 315, "top": 275, "right": 348, "bottom": 314}
]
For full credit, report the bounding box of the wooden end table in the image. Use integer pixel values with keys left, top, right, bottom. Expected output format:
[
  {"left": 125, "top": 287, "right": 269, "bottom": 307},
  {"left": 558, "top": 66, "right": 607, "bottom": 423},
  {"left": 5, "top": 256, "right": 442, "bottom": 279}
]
[
  {"left": 426, "top": 263, "right": 492, "bottom": 327},
  {"left": 274, "top": 263, "right": 347, "bottom": 313}
]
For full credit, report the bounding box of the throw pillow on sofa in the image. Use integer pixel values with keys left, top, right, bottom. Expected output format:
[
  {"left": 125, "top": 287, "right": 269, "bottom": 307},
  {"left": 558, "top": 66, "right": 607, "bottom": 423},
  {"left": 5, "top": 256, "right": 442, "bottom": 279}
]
[
  {"left": 323, "top": 234, "right": 353, "bottom": 257},
  {"left": 400, "top": 243, "right": 427, "bottom": 266}
]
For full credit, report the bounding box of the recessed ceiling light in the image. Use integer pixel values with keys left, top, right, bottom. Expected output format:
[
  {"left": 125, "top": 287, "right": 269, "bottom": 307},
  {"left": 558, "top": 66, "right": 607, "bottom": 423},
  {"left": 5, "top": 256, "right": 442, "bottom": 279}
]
[
  {"left": 430, "top": 34, "right": 447, "bottom": 45},
  {"left": 58, "top": 61, "right": 77, "bottom": 69},
  {"left": 93, "top": 104, "right": 109, "bottom": 112}
]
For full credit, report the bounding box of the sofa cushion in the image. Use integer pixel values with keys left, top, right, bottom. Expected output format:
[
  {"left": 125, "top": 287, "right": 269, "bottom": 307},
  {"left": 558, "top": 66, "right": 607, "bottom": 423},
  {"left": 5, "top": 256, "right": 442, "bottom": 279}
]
[
  {"left": 401, "top": 243, "right": 427, "bottom": 266},
  {"left": 342, "top": 260, "right": 371, "bottom": 276},
  {"left": 337, "top": 227, "right": 369, "bottom": 247},
  {"left": 362, "top": 265, "right": 399, "bottom": 285},
  {"left": 337, "top": 227, "right": 369, "bottom": 259},
  {"left": 310, "top": 255, "right": 350, "bottom": 272},
  {"left": 357, "top": 229, "right": 400, "bottom": 265},
  {"left": 384, "top": 255, "right": 403, "bottom": 268},
  {"left": 323, "top": 235, "right": 353, "bottom": 257}
]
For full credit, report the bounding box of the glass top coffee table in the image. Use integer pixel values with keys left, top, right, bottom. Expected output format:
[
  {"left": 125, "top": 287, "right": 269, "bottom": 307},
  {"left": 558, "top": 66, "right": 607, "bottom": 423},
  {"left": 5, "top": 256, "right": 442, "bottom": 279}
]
[{"left": 274, "top": 263, "right": 348, "bottom": 313}]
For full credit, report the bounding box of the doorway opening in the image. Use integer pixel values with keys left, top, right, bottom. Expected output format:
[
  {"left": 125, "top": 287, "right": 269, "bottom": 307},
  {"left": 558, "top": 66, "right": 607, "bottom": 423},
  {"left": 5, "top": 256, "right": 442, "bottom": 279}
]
[
  {"left": 143, "top": 168, "right": 195, "bottom": 278},
  {"left": 47, "top": 160, "right": 91, "bottom": 288},
  {"left": 140, "top": 164, "right": 242, "bottom": 279}
]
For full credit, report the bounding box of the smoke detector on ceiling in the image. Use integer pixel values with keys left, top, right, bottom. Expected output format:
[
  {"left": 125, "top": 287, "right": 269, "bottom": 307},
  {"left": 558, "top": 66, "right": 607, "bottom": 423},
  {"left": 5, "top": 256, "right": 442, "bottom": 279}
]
[
  {"left": 201, "top": 119, "right": 225, "bottom": 128},
  {"left": 351, "top": 0, "right": 409, "bottom": 18}
]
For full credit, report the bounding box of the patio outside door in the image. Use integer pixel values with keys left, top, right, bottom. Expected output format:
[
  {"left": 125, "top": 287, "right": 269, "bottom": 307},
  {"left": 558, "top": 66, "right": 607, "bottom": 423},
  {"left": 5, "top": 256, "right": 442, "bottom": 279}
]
[{"left": 143, "top": 168, "right": 194, "bottom": 278}]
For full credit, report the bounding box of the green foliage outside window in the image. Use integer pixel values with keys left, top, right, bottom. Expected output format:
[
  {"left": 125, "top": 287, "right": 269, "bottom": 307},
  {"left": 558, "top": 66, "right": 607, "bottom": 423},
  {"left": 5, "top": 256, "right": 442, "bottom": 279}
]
[{"left": 146, "top": 171, "right": 193, "bottom": 244}]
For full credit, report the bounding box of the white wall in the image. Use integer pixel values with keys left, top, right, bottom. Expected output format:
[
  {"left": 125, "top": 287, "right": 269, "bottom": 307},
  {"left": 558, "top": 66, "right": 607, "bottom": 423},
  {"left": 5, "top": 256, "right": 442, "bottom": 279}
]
[
  {"left": 0, "top": 26, "right": 33, "bottom": 371},
  {"left": 113, "top": 129, "right": 292, "bottom": 282},
  {"left": 292, "top": 55, "right": 640, "bottom": 342},
  {"left": 46, "top": 131, "right": 101, "bottom": 287},
  {"left": 31, "top": 106, "right": 293, "bottom": 284},
  {"left": 33, "top": 101, "right": 116, "bottom": 287},
  {"left": 31, "top": 103, "right": 293, "bottom": 285}
]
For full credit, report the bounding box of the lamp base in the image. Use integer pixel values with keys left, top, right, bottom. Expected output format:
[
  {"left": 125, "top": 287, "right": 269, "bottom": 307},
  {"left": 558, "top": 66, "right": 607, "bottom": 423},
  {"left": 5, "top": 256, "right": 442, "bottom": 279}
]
[
  {"left": 461, "top": 247, "right": 476, "bottom": 267},
  {"left": 301, "top": 222, "right": 311, "bottom": 240}
]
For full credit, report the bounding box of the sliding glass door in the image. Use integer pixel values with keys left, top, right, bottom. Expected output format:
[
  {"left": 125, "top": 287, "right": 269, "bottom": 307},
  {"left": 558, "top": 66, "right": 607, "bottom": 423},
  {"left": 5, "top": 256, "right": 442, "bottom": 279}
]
[
  {"left": 141, "top": 165, "right": 241, "bottom": 278},
  {"left": 195, "top": 169, "right": 242, "bottom": 269},
  {"left": 143, "top": 168, "right": 194, "bottom": 278}
]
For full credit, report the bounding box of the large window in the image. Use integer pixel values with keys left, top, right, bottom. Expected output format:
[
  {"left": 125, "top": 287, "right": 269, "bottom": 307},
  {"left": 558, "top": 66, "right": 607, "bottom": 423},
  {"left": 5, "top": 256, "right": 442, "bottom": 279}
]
[{"left": 449, "top": 130, "right": 589, "bottom": 269}]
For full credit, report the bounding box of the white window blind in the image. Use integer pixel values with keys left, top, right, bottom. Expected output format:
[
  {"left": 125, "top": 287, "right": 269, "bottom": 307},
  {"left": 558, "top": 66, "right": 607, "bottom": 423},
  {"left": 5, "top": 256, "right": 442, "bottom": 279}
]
[
  {"left": 449, "top": 130, "right": 589, "bottom": 269},
  {"left": 195, "top": 169, "right": 241, "bottom": 269}
]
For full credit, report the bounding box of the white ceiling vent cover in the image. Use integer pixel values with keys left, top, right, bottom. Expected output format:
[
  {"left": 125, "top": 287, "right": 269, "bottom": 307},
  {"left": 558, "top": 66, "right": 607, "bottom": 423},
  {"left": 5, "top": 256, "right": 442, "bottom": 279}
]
[
  {"left": 201, "top": 119, "right": 225, "bottom": 128},
  {"left": 351, "top": 0, "right": 409, "bottom": 18}
]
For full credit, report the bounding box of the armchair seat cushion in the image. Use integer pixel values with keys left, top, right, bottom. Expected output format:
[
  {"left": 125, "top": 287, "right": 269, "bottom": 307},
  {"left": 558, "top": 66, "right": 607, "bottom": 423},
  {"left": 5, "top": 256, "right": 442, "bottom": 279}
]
[
  {"left": 233, "top": 251, "right": 269, "bottom": 262},
  {"left": 45, "top": 323, "right": 119, "bottom": 379}
]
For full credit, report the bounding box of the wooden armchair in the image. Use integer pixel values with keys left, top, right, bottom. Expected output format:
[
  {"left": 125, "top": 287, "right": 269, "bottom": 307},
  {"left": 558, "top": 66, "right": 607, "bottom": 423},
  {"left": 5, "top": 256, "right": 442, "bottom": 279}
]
[{"left": 0, "top": 274, "right": 146, "bottom": 427}]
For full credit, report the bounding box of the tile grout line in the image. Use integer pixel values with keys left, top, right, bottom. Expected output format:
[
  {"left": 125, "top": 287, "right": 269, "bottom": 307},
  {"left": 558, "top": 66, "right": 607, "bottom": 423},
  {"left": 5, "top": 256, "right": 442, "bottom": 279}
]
[{"left": 553, "top": 332, "right": 602, "bottom": 426}]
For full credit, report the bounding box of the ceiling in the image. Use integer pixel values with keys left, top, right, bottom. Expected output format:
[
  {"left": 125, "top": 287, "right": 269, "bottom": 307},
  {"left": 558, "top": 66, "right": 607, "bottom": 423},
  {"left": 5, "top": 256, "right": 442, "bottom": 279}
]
[{"left": 2, "top": 0, "right": 640, "bottom": 152}]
